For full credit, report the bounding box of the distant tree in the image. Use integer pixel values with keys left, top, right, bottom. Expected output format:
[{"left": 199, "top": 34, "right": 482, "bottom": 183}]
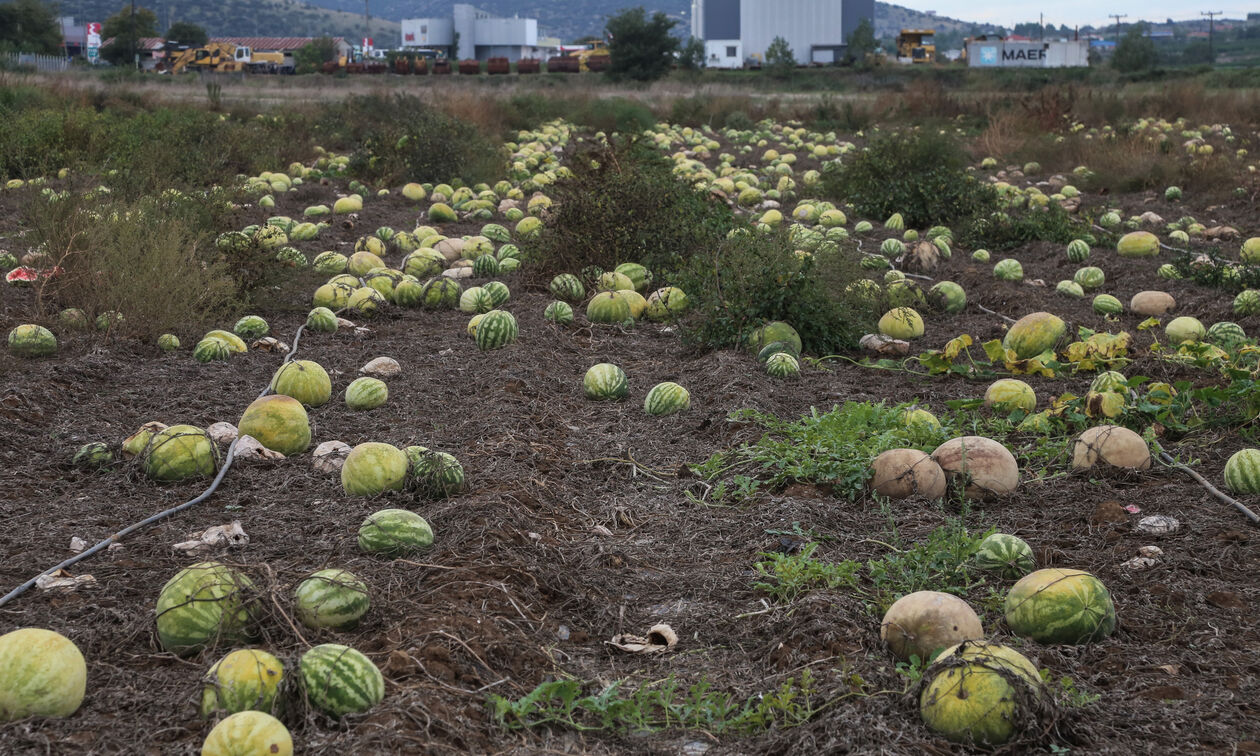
[
  {"left": 678, "top": 36, "right": 704, "bottom": 70},
  {"left": 165, "top": 21, "right": 207, "bottom": 48},
  {"left": 101, "top": 4, "right": 159, "bottom": 66},
  {"left": 1181, "top": 39, "right": 1213, "bottom": 65},
  {"left": 1112, "top": 23, "right": 1157, "bottom": 72},
  {"left": 0, "top": 0, "right": 63, "bottom": 55},
  {"left": 451, "top": 30, "right": 460, "bottom": 60},
  {"left": 844, "top": 18, "right": 877, "bottom": 69},
  {"left": 294, "top": 36, "right": 338, "bottom": 73},
  {"left": 765, "top": 35, "right": 795, "bottom": 77},
  {"left": 605, "top": 7, "right": 678, "bottom": 82}
]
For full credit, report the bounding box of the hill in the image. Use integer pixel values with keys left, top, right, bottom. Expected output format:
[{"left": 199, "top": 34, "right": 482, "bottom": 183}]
[{"left": 56, "top": 0, "right": 398, "bottom": 41}]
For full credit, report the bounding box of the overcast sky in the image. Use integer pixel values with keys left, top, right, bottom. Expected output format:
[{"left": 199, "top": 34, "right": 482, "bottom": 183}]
[{"left": 897, "top": 1, "right": 1255, "bottom": 29}]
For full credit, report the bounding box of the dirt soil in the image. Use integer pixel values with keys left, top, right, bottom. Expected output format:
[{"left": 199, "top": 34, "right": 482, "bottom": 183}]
[{"left": 0, "top": 157, "right": 1258, "bottom": 756}]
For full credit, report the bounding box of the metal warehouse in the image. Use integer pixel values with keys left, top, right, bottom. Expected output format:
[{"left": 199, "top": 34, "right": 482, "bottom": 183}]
[
  {"left": 690, "top": 0, "right": 875, "bottom": 68},
  {"left": 401, "top": 4, "right": 545, "bottom": 61}
]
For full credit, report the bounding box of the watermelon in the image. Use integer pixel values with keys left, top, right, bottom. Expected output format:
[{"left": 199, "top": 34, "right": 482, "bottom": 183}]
[
  {"left": 972, "top": 534, "right": 1035, "bottom": 579},
  {"left": 480, "top": 281, "right": 509, "bottom": 307},
  {"left": 1066, "top": 239, "right": 1090, "bottom": 262},
  {"left": 1223, "top": 448, "right": 1260, "bottom": 494},
  {"left": 928, "top": 281, "right": 966, "bottom": 314},
  {"left": 1089, "top": 371, "right": 1128, "bottom": 394},
  {"left": 459, "top": 286, "right": 494, "bottom": 314},
  {"left": 481, "top": 223, "right": 511, "bottom": 243},
  {"left": 204, "top": 330, "right": 246, "bottom": 353},
  {"left": 349, "top": 249, "right": 385, "bottom": 274},
  {"left": 364, "top": 270, "right": 402, "bottom": 302},
  {"left": 1004, "top": 568, "right": 1116, "bottom": 644},
  {"left": 399, "top": 249, "right": 443, "bottom": 280},
  {"left": 1056, "top": 280, "right": 1084, "bottom": 298},
  {"left": 143, "top": 425, "right": 219, "bottom": 482},
  {"left": 596, "top": 271, "right": 634, "bottom": 292},
  {"left": 313, "top": 251, "right": 349, "bottom": 274},
  {"left": 475, "top": 310, "right": 518, "bottom": 351},
  {"left": 342, "top": 442, "right": 408, "bottom": 496},
  {"left": 1074, "top": 266, "right": 1105, "bottom": 290},
  {"left": 1156, "top": 263, "right": 1182, "bottom": 280},
  {"left": 299, "top": 644, "right": 384, "bottom": 718},
  {"left": 312, "top": 282, "right": 352, "bottom": 310},
  {"left": 886, "top": 280, "right": 926, "bottom": 309},
  {"left": 1233, "top": 289, "right": 1260, "bottom": 316},
  {"left": 993, "top": 259, "right": 1023, "bottom": 281},
  {"left": 59, "top": 308, "right": 89, "bottom": 329},
  {"left": 1092, "top": 294, "right": 1123, "bottom": 315},
  {"left": 854, "top": 220, "right": 874, "bottom": 234},
  {"left": 7, "top": 325, "right": 56, "bottom": 357},
  {"left": 878, "top": 308, "right": 924, "bottom": 340},
  {"left": 201, "top": 711, "right": 292, "bottom": 756},
  {"left": 252, "top": 225, "right": 288, "bottom": 252},
  {"left": 879, "top": 238, "right": 905, "bottom": 259},
  {"left": 587, "top": 292, "right": 631, "bottom": 324},
  {"left": 200, "top": 649, "right": 284, "bottom": 717},
  {"left": 611, "top": 263, "right": 651, "bottom": 292},
  {"left": 1003, "top": 312, "right": 1065, "bottom": 359},
  {"left": 347, "top": 287, "right": 386, "bottom": 317},
  {"left": 902, "top": 408, "right": 941, "bottom": 434},
  {"left": 1165, "top": 316, "right": 1205, "bottom": 345},
  {"left": 496, "top": 244, "right": 521, "bottom": 262},
  {"left": 466, "top": 313, "right": 486, "bottom": 339},
  {"left": 1208, "top": 322, "right": 1247, "bottom": 347},
  {"left": 1117, "top": 231, "right": 1159, "bottom": 258},
  {"left": 358, "top": 509, "right": 434, "bottom": 556},
  {"left": 409, "top": 278, "right": 454, "bottom": 310},
  {"left": 294, "top": 569, "right": 371, "bottom": 631},
  {"left": 765, "top": 352, "right": 800, "bottom": 378},
  {"left": 757, "top": 341, "right": 799, "bottom": 364},
  {"left": 971, "top": 249, "right": 990, "bottom": 263},
  {"left": 746, "top": 321, "right": 802, "bottom": 355},
  {"left": 919, "top": 641, "right": 1040, "bottom": 746},
  {"left": 270, "top": 360, "right": 332, "bottom": 408},
  {"left": 406, "top": 447, "right": 466, "bottom": 497},
  {"left": 238, "top": 395, "right": 310, "bottom": 456},
  {"left": 0, "top": 628, "right": 87, "bottom": 721},
  {"left": 984, "top": 379, "right": 1035, "bottom": 413},
  {"left": 583, "top": 363, "right": 628, "bottom": 400},
  {"left": 345, "top": 377, "right": 388, "bottom": 411},
  {"left": 644, "top": 382, "right": 691, "bottom": 416},
  {"left": 544, "top": 301, "right": 574, "bottom": 324},
  {"left": 392, "top": 279, "right": 424, "bottom": 307},
  {"left": 861, "top": 255, "right": 891, "bottom": 270},
  {"left": 157, "top": 333, "right": 181, "bottom": 351},
  {"left": 472, "top": 255, "right": 500, "bottom": 277},
  {"left": 306, "top": 307, "right": 338, "bottom": 333},
  {"left": 155, "top": 562, "right": 256, "bottom": 655},
  {"left": 73, "top": 442, "right": 112, "bottom": 469},
  {"left": 1240, "top": 237, "right": 1260, "bottom": 264},
  {"left": 216, "top": 231, "right": 253, "bottom": 255},
  {"left": 884, "top": 213, "right": 905, "bottom": 231},
  {"left": 645, "top": 287, "right": 688, "bottom": 321}
]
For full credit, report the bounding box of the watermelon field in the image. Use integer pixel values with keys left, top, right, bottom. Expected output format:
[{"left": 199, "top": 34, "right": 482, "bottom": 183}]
[{"left": 1, "top": 86, "right": 1259, "bottom": 755}]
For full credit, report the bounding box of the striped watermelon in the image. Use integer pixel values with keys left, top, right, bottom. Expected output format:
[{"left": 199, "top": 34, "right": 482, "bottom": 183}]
[
  {"left": 299, "top": 644, "right": 384, "bottom": 718},
  {"left": 406, "top": 447, "right": 466, "bottom": 497},
  {"left": 155, "top": 562, "right": 256, "bottom": 655},
  {"left": 614, "top": 262, "right": 652, "bottom": 292},
  {"left": 475, "top": 310, "right": 518, "bottom": 351},
  {"left": 200, "top": 649, "right": 284, "bottom": 717},
  {"left": 1003, "top": 312, "right": 1065, "bottom": 359},
  {"left": 644, "top": 382, "right": 691, "bottom": 416},
  {"left": 1090, "top": 371, "right": 1128, "bottom": 394},
  {"left": 1223, "top": 448, "right": 1260, "bottom": 493},
  {"left": 1074, "top": 266, "right": 1105, "bottom": 290},
  {"left": 757, "top": 341, "right": 799, "bottom": 364},
  {"left": 312, "top": 283, "right": 351, "bottom": 310},
  {"left": 1233, "top": 289, "right": 1260, "bottom": 316},
  {"left": 584, "top": 363, "right": 628, "bottom": 400},
  {"left": 347, "top": 287, "right": 386, "bottom": 317},
  {"left": 1004, "top": 568, "right": 1116, "bottom": 644},
  {"left": 194, "top": 338, "right": 232, "bottom": 363},
  {"left": 544, "top": 301, "right": 574, "bottom": 324},
  {"left": 746, "top": 321, "right": 803, "bottom": 355},
  {"left": 205, "top": 330, "right": 247, "bottom": 353},
  {"left": 7, "top": 325, "right": 57, "bottom": 357},
  {"left": 392, "top": 279, "right": 424, "bottom": 307},
  {"left": 233, "top": 316, "right": 269, "bottom": 340},
  {"left": 483, "top": 281, "right": 510, "bottom": 306},
  {"left": 459, "top": 286, "right": 494, "bottom": 314},
  {"left": 861, "top": 255, "right": 891, "bottom": 270},
  {"left": 496, "top": 244, "right": 521, "bottom": 262},
  {"left": 971, "top": 249, "right": 990, "bottom": 263},
  {"left": 0, "top": 628, "right": 86, "bottom": 721},
  {"left": 294, "top": 569, "right": 370, "bottom": 631},
  {"left": 402, "top": 249, "right": 445, "bottom": 279},
  {"left": 420, "top": 278, "right": 462, "bottom": 310},
  {"left": 928, "top": 281, "right": 967, "bottom": 314},
  {"left": 201, "top": 711, "right": 292, "bottom": 756},
  {"left": 143, "top": 425, "right": 219, "bottom": 482},
  {"left": 587, "top": 292, "right": 631, "bottom": 324},
  {"left": 341, "top": 442, "right": 408, "bottom": 496},
  {"left": 993, "top": 259, "right": 1023, "bottom": 281},
  {"left": 1166, "top": 316, "right": 1206, "bottom": 345},
  {"left": 1092, "top": 294, "right": 1123, "bottom": 315},
  {"left": 306, "top": 307, "right": 338, "bottom": 333},
  {"left": 1066, "top": 239, "right": 1090, "bottom": 262},
  {"left": 1157, "top": 263, "right": 1182, "bottom": 280},
  {"left": 765, "top": 352, "right": 800, "bottom": 378},
  {"left": 239, "top": 394, "right": 312, "bottom": 456},
  {"left": 645, "top": 287, "right": 688, "bottom": 321},
  {"left": 879, "top": 238, "right": 905, "bottom": 258},
  {"left": 1208, "top": 321, "right": 1247, "bottom": 347},
  {"left": 972, "top": 533, "right": 1035, "bottom": 579},
  {"left": 1056, "top": 280, "right": 1084, "bottom": 298},
  {"left": 466, "top": 313, "right": 486, "bottom": 338},
  {"left": 312, "top": 251, "right": 348, "bottom": 274},
  {"left": 549, "top": 274, "right": 586, "bottom": 303},
  {"left": 157, "top": 333, "right": 180, "bottom": 351},
  {"left": 358, "top": 509, "right": 434, "bottom": 556},
  {"left": 1117, "top": 230, "right": 1159, "bottom": 257},
  {"left": 345, "top": 377, "right": 388, "bottom": 411},
  {"left": 472, "top": 255, "right": 500, "bottom": 277}
]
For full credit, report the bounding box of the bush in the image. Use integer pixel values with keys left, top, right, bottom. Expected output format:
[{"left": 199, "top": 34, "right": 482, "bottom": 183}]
[
  {"left": 605, "top": 7, "right": 679, "bottom": 82},
  {"left": 522, "top": 138, "right": 735, "bottom": 280},
  {"left": 674, "top": 232, "right": 875, "bottom": 354},
  {"left": 822, "top": 130, "right": 998, "bottom": 229},
  {"left": 958, "top": 205, "right": 1091, "bottom": 251}
]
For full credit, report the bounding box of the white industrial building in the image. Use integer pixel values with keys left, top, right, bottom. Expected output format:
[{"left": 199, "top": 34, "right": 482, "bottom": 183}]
[
  {"left": 966, "top": 39, "right": 1089, "bottom": 68},
  {"left": 401, "top": 4, "right": 547, "bottom": 61},
  {"left": 690, "top": 0, "right": 875, "bottom": 68}
]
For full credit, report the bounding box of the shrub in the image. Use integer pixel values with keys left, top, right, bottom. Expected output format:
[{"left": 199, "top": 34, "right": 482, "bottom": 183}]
[
  {"left": 674, "top": 232, "right": 875, "bottom": 354},
  {"left": 605, "top": 7, "right": 679, "bottom": 82},
  {"left": 822, "top": 130, "right": 998, "bottom": 229},
  {"left": 959, "top": 205, "right": 1090, "bottom": 251},
  {"left": 522, "top": 138, "right": 735, "bottom": 279}
]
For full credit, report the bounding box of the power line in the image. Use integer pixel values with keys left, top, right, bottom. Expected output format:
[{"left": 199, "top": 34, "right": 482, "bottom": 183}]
[
  {"left": 1109, "top": 13, "right": 1126, "bottom": 45},
  {"left": 1201, "top": 11, "right": 1222, "bottom": 63}
]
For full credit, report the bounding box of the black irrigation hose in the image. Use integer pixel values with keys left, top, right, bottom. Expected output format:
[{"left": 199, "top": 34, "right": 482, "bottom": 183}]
[{"left": 0, "top": 321, "right": 311, "bottom": 609}]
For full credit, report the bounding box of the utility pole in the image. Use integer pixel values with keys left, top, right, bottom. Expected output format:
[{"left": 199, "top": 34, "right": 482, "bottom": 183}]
[
  {"left": 1040, "top": 12, "right": 1044, "bottom": 41},
  {"left": 130, "top": 0, "right": 137, "bottom": 71},
  {"left": 1202, "top": 11, "right": 1221, "bottom": 63},
  {"left": 364, "top": 0, "right": 371, "bottom": 51},
  {"left": 1109, "top": 13, "right": 1126, "bottom": 46}
]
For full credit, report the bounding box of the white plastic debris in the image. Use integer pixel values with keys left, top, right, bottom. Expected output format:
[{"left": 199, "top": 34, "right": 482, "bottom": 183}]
[
  {"left": 607, "top": 623, "right": 679, "bottom": 654},
  {"left": 234, "top": 434, "right": 285, "bottom": 463},
  {"left": 360, "top": 357, "right": 400, "bottom": 377},
  {"left": 173, "top": 521, "right": 248, "bottom": 555},
  {"left": 336, "top": 317, "right": 357, "bottom": 329},
  {"left": 251, "top": 337, "right": 289, "bottom": 353},
  {"left": 442, "top": 267, "right": 473, "bottom": 280},
  {"left": 36, "top": 570, "right": 96, "bottom": 592},
  {"left": 1138, "top": 545, "right": 1164, "bottom": 558},
  {"left": 69, "top": 537, "right": 87, "bottom": 554},
  {"left": 207, "top": 422, "right": 238, "bottom": 446},
  {"left": 1136, "top": 515, "right": 1180, "bottom": 535},
  {"left": 313, "top": 440, "right": 352, "bottom": 474},
  {"left": 1121, "top": 556, "right": 1158, "bottom": 571}
]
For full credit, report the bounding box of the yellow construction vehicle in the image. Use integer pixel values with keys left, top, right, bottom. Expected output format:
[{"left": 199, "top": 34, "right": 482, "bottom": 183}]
[
  {"left": 896, "top": 29, "right": 936, "bottom": 63},
  {"left": 565, "top": 40, "right": 609, "bottom": 72},
  {"left": 165, "top": 43, "right": 289, "bottom": 74}
]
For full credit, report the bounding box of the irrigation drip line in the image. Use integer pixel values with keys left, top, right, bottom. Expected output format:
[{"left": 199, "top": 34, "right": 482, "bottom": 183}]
[
  {"left": 1157, "top": 451, "right": 1260, "bottom": 526},
  {"left": 0, "top": 321, "right": 311, "bottom": 610}
]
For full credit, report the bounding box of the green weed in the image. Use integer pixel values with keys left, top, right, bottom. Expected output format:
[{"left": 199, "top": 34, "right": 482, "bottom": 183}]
[{"left": 753, "top": 543, "right": 861, "bottom": 602}]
